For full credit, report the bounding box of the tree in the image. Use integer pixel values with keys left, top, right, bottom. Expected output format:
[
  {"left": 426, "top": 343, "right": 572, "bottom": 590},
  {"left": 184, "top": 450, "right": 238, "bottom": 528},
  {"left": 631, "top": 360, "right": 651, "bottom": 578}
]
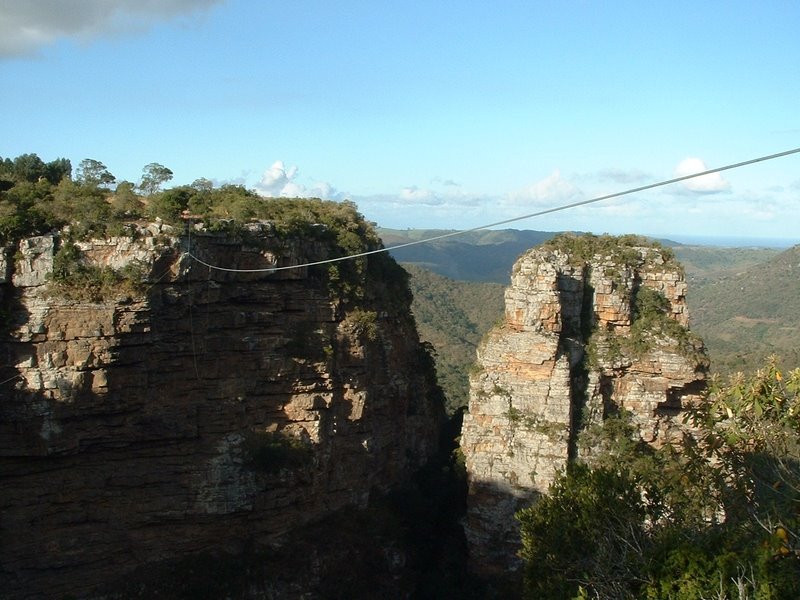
[
  {"left": 190, "top": 177, "right": 214, "bottom": 192},
  {"left": 139, "top": 162, "right": 173, "bottom": 196},
  {"left": 517, "top": 361, "right": 800, "bottom": 599},
  {"left": 685, "top": 357, "right": 800, "bottom": 536},
  {"left": 43, "top": 157, "right": 72, "bottom": 185},
  {"left": 76, "top": 158, "right": 115, "bottom": 187},
  {"left": 518, "top": 464, "right": 648, "bottom": 599},
  {"left": 144, "top": 185, "right": 193, "bottom": 221},
  {"left": 111, "top": 181, "right": 142, "bottom": 217},
  {"left": 12, "top": 153, "right": 47, "bottom": 182}
]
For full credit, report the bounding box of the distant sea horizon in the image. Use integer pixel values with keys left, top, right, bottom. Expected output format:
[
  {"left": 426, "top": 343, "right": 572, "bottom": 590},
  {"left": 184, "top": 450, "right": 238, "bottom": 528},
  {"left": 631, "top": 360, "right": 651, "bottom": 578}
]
[{"left": 649, "top": 234, "right": 799, "bottom": 249}]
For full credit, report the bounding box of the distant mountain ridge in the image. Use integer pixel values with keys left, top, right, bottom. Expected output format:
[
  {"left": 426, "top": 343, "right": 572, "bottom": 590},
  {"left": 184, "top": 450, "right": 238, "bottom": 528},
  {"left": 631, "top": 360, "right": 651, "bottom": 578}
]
[
  {"left": 378, "top": 228, "right": 557, "bottom": 283},
  {"left": 383, "top": 228, "right": 797, "bottom": 390}
]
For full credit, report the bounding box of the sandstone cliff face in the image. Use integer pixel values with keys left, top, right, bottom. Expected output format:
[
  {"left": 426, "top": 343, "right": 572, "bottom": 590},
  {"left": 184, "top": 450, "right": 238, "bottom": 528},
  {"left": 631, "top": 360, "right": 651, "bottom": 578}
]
[
  {"left": 459, "top": 239, "right": 707, "bottom": 571},
  {"left": 0, "top": 225, "right": 442, "bottom": 599}
]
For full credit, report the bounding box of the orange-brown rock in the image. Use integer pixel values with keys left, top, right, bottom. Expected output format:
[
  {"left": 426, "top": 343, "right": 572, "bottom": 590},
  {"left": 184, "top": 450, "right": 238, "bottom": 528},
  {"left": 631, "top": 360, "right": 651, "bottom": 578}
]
[
  {"left": 460, "top": 236, "right": 708, "bottom": 572},
  {"left": 0, "top": 227, "right": 442, "bottom": 599}
]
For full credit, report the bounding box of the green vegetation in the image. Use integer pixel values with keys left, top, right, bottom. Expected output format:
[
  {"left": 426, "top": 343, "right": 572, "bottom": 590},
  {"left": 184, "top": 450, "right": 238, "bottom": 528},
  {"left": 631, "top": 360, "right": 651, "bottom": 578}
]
[
  {"left": 541, "top": 232, "right": 680, "bottom": 272},
  {"left": 687, "top": 245, "right": 800, "bottom": 375},
  {"left": 402, "top": 263, "right": 505, "bottom": 412},
  {"left": 585, "top": 285, "right": 706, "bottom": 370},
  {"left": 1, "top": 153, "right": 407, "bottom": 312},
  {"left": 517, "top": 358, "right": 800, "bottom": 599},
  {"left": 344, "top": 307, "right": 379, "bottom": 341},
  {"left": 384, "top": 228, "right": 796, "bottom": 378},
  {"left": 47, "top": 241, "right": 146, "bottom": 302}
]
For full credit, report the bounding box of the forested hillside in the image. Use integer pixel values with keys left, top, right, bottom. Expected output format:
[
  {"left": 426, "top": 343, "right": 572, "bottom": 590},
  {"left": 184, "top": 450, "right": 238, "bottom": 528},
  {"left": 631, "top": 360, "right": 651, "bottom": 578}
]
[
  {"left": 403, "top": 264, "right": 504, "bottom": 412},
  {"left": 688, "top": 244, "right": 800, "bottom": 373}
]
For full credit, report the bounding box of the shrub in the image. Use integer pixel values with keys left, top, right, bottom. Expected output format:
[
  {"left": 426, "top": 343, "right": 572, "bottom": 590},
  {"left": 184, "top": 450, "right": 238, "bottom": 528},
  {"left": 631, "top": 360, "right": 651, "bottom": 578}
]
[{"left": 47, "top": 241, "right": 146, "bottom": 302}]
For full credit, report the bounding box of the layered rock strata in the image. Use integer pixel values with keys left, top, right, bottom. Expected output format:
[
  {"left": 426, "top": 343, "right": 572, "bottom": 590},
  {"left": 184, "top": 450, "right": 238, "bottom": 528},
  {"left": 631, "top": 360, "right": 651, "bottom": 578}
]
[
  {"left": 460, "top": 237, "right": 708, "bottom": 571},
  {"left": 0, "top": 225, "right": 442, "bottom": 599}
]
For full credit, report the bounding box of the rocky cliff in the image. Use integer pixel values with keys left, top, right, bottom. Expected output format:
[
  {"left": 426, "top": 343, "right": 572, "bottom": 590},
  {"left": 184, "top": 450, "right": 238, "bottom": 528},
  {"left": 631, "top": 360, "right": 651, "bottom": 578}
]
[
  {"left": 460, "top": 235, "right": 708, "bottom": 572},
  {"left": 0, "top": 223, "right": 443, "bottom": 599}
]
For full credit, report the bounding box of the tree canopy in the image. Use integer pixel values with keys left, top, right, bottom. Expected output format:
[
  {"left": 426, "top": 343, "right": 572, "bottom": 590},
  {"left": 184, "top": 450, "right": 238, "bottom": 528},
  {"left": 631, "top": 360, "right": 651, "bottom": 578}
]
[{"left": 517, "top": 357, "right": 800, "bottom": 599}]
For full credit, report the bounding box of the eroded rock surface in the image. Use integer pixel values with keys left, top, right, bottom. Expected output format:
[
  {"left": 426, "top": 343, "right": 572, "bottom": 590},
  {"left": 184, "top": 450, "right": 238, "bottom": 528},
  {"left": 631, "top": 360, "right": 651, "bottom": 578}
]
[
  {"left": 0, "top": 228, "right": 442, "bottom": 599},
  {"left": 460, "top": 237, "right": 707, "bottom": 572}
]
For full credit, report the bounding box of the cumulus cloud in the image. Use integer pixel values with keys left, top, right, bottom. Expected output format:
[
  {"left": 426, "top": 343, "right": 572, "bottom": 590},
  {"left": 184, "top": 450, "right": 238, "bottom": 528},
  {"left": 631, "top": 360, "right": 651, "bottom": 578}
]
[
  {"left": 255, "top": 160, "right": 343, "bottom": 199},
  {"left": 674, "top": 157, "right": 730, "bottom": 193},
  {"left": 258, "top": 161, "right": 298, "bottom": 195},
  {"left": 0, "top": 0, "right": 223, "bottom": 58},
  {"left": 507, "top": 170, "right": 583, "bottom": 206},
  {"left": 400, "top": 186, "right": 442, "bottom": 204}
]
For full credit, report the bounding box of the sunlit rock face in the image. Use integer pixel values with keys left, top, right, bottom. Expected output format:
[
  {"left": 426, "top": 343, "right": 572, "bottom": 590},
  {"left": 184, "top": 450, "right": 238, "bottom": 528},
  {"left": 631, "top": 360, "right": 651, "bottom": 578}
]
[
  {"left": 0, "top": 227, "right": 442, "bottom": 599},
  {"left": 460, "top": 237, "right": 708, "bottom": 573}
]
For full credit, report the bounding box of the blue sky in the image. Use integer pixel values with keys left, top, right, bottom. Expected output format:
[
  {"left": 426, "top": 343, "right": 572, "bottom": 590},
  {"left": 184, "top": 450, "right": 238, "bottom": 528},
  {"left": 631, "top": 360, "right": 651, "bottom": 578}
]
[{"left": 2, "top": 0, "right": 799, "bottom": 241}]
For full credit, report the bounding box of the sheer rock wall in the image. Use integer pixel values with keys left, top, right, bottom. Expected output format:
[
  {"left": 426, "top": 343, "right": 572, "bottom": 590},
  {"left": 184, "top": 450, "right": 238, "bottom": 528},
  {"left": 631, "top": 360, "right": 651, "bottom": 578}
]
[
  {"left": 460, "top": 242, "right": 707, "bottom": 572},
  {"left": 0, "top": 226, "right": 442, "bottom": 599}
]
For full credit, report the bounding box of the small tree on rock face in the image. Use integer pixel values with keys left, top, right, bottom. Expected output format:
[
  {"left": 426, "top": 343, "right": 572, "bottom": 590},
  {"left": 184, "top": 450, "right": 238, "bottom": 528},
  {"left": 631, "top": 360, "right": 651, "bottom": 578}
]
[
  {"left": 139, "top": 162, "right": 173, "bottom": 196},
  {"left": 76, "top": 158, "right": 115, "bottom": 188}
]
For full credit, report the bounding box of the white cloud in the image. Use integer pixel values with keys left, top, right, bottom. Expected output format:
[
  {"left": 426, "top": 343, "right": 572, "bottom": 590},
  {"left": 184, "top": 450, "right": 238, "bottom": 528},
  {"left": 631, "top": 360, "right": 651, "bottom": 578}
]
[
  {"left": 507, "top": 170, "right": 583, "bottom": 206},
  {"left": 674, "top": 157, "right": 730, "bottom": 193},
  {"left": 255, "top": 160, "right": 343, "bottom": 199},
  {"left": 0, "top": 0, "right": 223, "bottom": 58},
  {"left": 258, "top": 160, "right": 298, "bottom": 195},
  {"left": 400, "top": 186, "right": 440, "bottom": 204}
]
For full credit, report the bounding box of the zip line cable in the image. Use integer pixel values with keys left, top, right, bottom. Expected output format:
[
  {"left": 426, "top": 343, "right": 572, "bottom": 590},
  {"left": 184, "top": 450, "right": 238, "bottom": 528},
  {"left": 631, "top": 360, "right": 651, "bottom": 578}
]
[{"left": 186, "top": 146, "right": 800, "bottom": 274}]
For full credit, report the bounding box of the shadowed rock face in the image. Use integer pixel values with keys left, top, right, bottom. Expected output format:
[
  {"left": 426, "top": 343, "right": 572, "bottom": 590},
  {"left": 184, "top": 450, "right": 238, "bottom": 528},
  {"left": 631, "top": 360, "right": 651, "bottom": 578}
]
[
  {"left": 460, "top": 240, "right": 708, "bottom": 573},
  {"left": 0, "top": 227, "right": 442, "bottom": 599}
]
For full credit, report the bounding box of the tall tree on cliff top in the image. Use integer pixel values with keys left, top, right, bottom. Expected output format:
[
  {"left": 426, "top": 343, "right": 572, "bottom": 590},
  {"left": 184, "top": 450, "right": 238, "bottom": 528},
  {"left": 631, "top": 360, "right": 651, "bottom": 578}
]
[
  {"left": 76, "top": 158, "right": 115, "bottom": 188},
  {"left": 139, "top": 162, "right": 173, "bottom": 196}
]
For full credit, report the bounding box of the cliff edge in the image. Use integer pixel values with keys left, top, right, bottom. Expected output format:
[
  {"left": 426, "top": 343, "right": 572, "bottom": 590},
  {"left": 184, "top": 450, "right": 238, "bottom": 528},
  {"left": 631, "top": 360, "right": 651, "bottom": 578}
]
[{"left": 0, "top": 220, "right": 443, "bottom": 599}]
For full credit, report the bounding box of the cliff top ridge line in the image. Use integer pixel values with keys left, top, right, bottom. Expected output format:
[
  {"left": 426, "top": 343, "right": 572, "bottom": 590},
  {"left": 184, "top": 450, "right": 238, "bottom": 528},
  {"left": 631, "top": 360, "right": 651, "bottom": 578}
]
[{"left": 0, "top": 214, "right": 444, "bottom": 599}]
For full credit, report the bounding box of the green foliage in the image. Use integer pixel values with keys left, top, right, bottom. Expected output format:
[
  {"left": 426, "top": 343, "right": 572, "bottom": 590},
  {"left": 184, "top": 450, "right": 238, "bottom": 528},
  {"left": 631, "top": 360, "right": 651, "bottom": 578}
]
[
  {"left": 541, "top": 232, "right": 679, "bottom": 271},
  {"left": 345, "top": 308, "right": 378, "bottom": 341},
  {"left": 47, "top": 241, "right": 146, "bottom": 302},
  {"left": 111, "top": 181, "right": 143, "bottom": 217},
  {"left": 241, "top": 430, "right": 313, "bottom": 474},
  {"left": 586, "top": 286, "right": 706, "bottom": 369},
  {"left": 138, "top": 162, "right": 173, "bottom": 196},
  {"left": 402, "top": 263, "right": 505, "bottom": 412},
  {"left": 76, "top": 158, "right": 115, "bottom": 187},
  {"left": 518, "top": 359, "right": 800, "bottom": 600},
  {"left": 685, "top": 358, "right": 800, "bottom": 529},
  {"left": 145, "top": 185, "right": 192, "bottom": 221},
  {"left": 0, "top": 179, "right": 56, "bottom": 243},
  {"left": 518, "top": 463, "right": 648, "bottom": 599},
  {"left": 0, "top": 153, "right": 71, "bottom": 186},
  {"left": 687, "top": 245, "right": 800, "bottom": 376}
]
